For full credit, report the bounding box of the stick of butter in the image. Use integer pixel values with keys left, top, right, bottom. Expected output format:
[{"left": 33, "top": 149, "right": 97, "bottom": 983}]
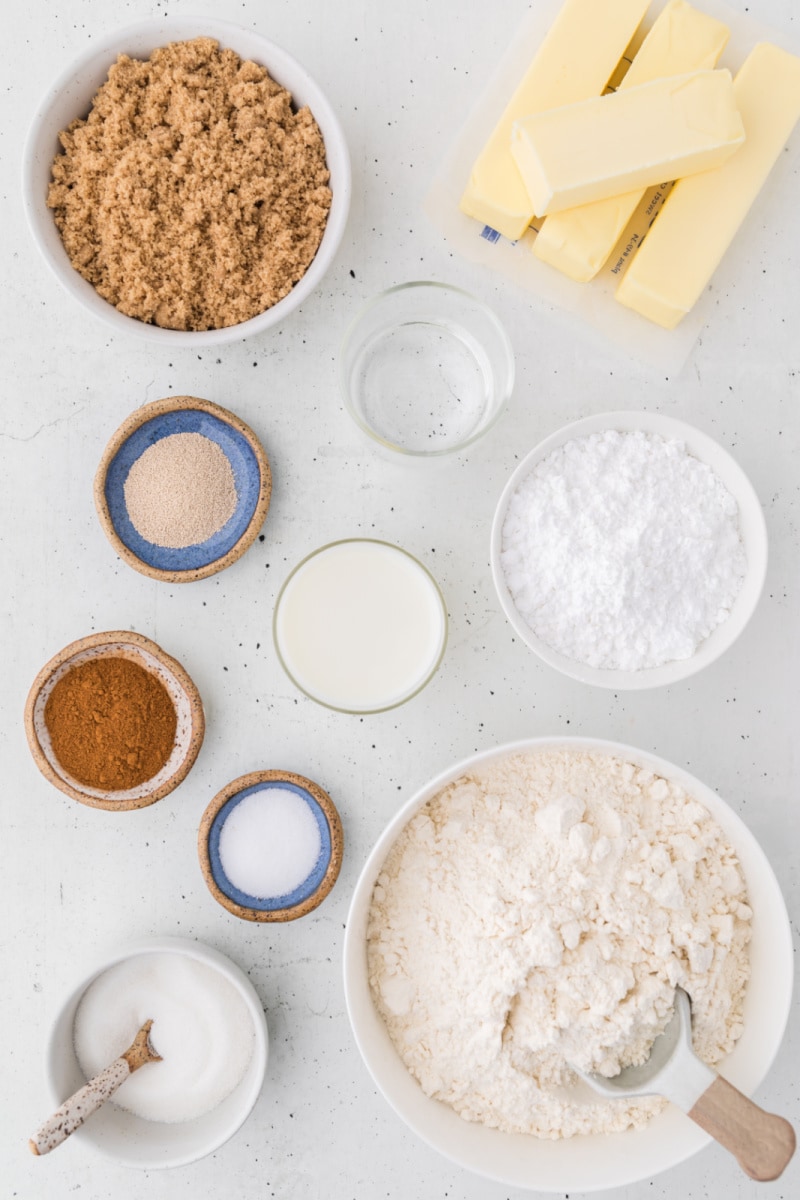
[
  {"left": 616, "top": 42, "right": 800, "bottom": 329},
  {"left": 534, "top": 0, "right": 730, "bottom": 282},
  {"left": 511, "top": 69, "right": 745, "bottom": 218},
  {"left": 458, "top": 0, "right": 650, "bottom": 242}
]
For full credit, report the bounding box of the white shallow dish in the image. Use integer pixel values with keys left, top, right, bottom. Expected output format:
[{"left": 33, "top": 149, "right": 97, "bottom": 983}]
[
  {"left": 45, "top": 936, "right": 269, "bottom": 1168},
  {"left": 343, "top": 737, "right": 793, "bottom": 1194},
  {"left": 22, "top": 18, "right": 351, "bottom": 345},
  {"left": 490, "top": 411, "right": 768, "bottom": 689}
]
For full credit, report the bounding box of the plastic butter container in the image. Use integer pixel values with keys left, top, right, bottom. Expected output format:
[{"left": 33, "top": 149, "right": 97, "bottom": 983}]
[{"left": 424, "top": 0, "right": 800, "bottom": 373}]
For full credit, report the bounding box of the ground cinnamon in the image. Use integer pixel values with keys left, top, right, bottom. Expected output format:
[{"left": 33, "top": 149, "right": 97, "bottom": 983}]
[{"left": 44, "top": 657, "right": 177, "bottom": 790}]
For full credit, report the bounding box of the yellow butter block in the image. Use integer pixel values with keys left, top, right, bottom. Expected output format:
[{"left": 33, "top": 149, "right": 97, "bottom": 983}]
[
  {"left": 534, "top": 0, "right": 730, "bottom": 282},
  {"left": 616, "top": 42, "right": 800, "bottom": 329},
  {"left": 511, "top": 69, "right": 745, "bottom": 218},
  {"left": 458, "top": 0, "right": 650, "bottom": 241}
]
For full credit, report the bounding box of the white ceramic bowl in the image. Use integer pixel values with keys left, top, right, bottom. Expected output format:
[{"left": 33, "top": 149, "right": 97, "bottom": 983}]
[
  {"left": 343, "top": 736, "right": 792, "bottom": 1193},
  {"left": 22, "top": 18, "right": 351, "bottom": 345},
  {"left": 490, "top": 412, "right": 768, "bottom": 689},
  {"left": 44, "top": 936, "right": 269, "bottom": 1168}
]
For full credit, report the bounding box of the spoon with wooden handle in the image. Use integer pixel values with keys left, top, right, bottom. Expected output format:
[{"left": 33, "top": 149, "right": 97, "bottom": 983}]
[
  {"left": 29, "top": 1019, "right": 161, "bottom": 1156},
  {"left": 573, "top": 988, "right": 795, "bottom": 1181}
]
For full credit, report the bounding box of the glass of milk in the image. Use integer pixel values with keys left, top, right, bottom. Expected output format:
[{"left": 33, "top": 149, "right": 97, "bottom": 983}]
[{"left": 273, "top": 539, "right": 448, "bottom": 713}]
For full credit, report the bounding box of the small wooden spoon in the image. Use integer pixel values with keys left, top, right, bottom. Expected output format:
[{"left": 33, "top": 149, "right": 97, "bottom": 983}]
[
  {"left": 574, "top": 988, "right": 795, "bottom": 1181},
  {"left": 29, "top": 1019, "right": 161, "bottom": 1156}
]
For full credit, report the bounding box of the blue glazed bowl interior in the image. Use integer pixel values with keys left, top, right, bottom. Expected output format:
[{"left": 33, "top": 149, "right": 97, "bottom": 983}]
[
  {"left": 104, "top": 409, "right": 262, "bottom": 572},
  {"left": 208, "top": 780, "right": 332, "bottom": 911}
]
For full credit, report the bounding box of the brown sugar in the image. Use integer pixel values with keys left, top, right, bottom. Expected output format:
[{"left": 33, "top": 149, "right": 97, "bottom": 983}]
[
  {"left": 47, "top": 38, "right": 332, "bottom": 331},
  {"left": 44, "top": 656, "right": 178, "bottom": 790}
]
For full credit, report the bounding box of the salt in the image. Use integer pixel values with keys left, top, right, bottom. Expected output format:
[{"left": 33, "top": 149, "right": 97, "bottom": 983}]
[
  {"left": 219, "top": 787, "right": 322, "bottom": 899},
  {"left": 500, "top": 430, "right": 747, "bottom": 671},
  {"left": 73, "top": 953, "right": 254, "bottom": 1124}
]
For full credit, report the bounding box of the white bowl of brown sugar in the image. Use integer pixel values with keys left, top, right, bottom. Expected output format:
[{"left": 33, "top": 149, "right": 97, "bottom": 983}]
[{"left": 22, "top": 19, "right": 351, "bottom": 344}]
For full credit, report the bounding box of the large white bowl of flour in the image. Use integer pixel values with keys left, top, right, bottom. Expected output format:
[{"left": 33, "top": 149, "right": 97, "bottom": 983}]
[
  {"left": 343, "top": 738, "right": 792, "bottom": 1192},
  {"left": 490, "top": 411, "right": 768, "bottom": 689}
]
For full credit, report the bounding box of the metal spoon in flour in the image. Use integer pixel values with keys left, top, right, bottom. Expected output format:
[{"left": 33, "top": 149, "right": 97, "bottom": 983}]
[
  {"left": 29, "top": 1019, "right": 162, "bottom": 1156},
  {"left": 574, "top": 988, "right": 795, "bottom": 1181}
]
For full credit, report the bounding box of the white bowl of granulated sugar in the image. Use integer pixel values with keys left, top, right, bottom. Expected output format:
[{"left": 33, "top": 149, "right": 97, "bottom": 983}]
[
  {"left": 343, "top": 737, "right": 792, "bottom": 1193},
  {"left": 489, "top": 411, "right": 768, "bottom": 689},
  {"left": 23, "top": 19, "right": 351, "bottom": 344},
  {"left": 44, "top": 936, "right": 268, "bottom": 1167}
]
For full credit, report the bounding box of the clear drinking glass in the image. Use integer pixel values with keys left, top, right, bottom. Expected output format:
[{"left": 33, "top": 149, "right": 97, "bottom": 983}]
[{"left": 339, "top": 282, "right": 514, "bottom": 457}]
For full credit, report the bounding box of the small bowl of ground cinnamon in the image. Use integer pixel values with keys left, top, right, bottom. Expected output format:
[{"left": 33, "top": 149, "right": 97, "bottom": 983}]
[
  {"left": 24, "top": 630, "right": 205, "bottom": 811},
  {"left": 23, "top": 20, "right": 350, "bottom": 344},
  {"left": 95, "top": 395, "right": 271, "bottom": 583}
]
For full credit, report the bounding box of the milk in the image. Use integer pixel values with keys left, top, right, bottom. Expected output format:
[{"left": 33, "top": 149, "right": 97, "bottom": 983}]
[{"left": 274, "top": 540, "right": 447, "bottom": 712}]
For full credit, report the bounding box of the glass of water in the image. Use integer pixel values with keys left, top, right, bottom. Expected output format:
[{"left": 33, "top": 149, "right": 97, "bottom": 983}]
[{"left": 339, "top": 281, "right": 514, "bottom": 457}]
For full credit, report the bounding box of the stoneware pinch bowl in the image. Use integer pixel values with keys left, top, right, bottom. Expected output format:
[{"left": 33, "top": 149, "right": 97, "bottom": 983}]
[
  {"left": 24, "top": 630, "right": 204, "bottom": 810},
  {"left": 94, "top": 395, "right": 271, "bottom": 583},
  {"left": 198, "top": 770, "right": 344, "bottom": 921}
]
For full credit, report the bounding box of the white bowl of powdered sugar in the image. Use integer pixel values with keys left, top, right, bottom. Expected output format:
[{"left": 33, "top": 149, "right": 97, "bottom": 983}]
[
  {"left": 343, "top": 737, "right": 792, "bottom": 1192},
  {"left": 490, "top": 411, "right": 768, "bottom": 688}
]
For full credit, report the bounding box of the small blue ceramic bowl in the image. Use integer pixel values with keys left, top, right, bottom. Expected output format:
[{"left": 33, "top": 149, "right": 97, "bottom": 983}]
[
  {"left": 198, "top": 770, "right": 344, "bottom": 922},
  {"left": 95, "top": 396, "right": 271, "bottom": 582}
]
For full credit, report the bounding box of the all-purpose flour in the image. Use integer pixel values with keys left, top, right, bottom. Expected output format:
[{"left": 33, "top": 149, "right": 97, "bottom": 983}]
[
  {"left": 367, "top": 749, "right": 751, "bottom": 1139},
  {"left": 500, "top": 430, "right": 747, "bottom": 670}
]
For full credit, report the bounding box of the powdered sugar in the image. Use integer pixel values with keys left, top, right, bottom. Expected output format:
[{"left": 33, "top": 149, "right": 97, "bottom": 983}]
[
  {"left": 500, "top": 430, "right": 747, "bottom": 670},
  {"left": 367, "top": 748, "right": 751, "bottom": 1139}
]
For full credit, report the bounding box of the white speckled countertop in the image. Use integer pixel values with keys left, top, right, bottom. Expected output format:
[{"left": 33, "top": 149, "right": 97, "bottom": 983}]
[{"left": 2, "top": 1, "right": 798, "bottom": 1198}]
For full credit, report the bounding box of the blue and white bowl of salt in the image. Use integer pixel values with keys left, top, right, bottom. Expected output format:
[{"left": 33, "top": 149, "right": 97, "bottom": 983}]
[
  {"left": 200, "top": 771, "right": 343, "bottom": 921},
  {"left": 95, "top": 396, "right": 271, "bottom": 583}
]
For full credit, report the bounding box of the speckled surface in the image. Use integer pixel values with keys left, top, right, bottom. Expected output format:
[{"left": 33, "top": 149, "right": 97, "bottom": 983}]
[{"left": 2, "top": 0, "right": 798, "bottom": 1198}]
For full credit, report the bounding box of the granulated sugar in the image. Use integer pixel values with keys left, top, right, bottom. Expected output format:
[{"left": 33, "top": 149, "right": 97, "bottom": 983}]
[
  {"left": 219, "top": 787, "right": 322, "bottom": 899},
  {"left": 367, "top": 748, "right": 751, "bottom": 1139},
  {"left": 500, "top": 430, "right": 747, "bottom": 670},
  {"left": 74, "top": 952, "right": 254, "bottom": 1123},
  {"left": 124, "top": 432, "right": 237, "bottom": 548}
]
